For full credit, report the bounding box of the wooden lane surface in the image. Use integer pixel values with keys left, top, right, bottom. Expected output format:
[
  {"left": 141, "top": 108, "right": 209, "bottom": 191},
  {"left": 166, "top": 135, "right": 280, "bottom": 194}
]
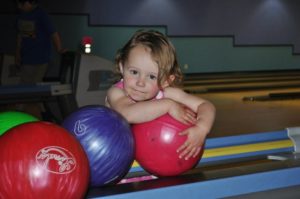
[
  {"left": 184, "top": 76, "right": 300, "bottom": 86},
  {"left": 183, "top": 70, "right": 300, "bottom": 81},
  {"left": 194, "top": 87, "right": 300, "bottom": 138},
  {"left": 182, "top": 71, "right": 300, "bottom": 137},
  {"left": 184, "top": 80, "right": 300, "bottom": 93}
]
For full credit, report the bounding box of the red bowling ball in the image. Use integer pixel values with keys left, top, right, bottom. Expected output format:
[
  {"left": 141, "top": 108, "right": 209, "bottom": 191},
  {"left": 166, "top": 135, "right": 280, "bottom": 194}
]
[
  {"left": 0, "top": 122, "right": 90, "bottom": 199},
  {"left": 132, "top": 114, "right": 204, "bottom": 177}
]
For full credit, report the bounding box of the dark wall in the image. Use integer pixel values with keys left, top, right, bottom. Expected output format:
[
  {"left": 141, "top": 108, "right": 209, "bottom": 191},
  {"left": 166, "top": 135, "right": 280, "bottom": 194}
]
[
  {"left": 1, "top": 0, "right": 300, "bottom": 76},
  {"left": 2, "top": 0, "right": 299, "bottom": 53}
]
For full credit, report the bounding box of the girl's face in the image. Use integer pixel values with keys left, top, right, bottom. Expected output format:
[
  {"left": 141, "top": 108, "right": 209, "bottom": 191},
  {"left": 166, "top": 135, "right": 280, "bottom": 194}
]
[{"left": 120, "top": 45, "right": 163, "bottom": 102}]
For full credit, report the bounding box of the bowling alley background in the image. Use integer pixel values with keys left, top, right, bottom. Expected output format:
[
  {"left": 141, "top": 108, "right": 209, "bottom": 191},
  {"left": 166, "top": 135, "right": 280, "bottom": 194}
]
[
  {"left": 1, "top": 0, "right": 300, "bottom": 78},
  {"left": 1, "top": 1, "right": 300, "bottom": 198}
]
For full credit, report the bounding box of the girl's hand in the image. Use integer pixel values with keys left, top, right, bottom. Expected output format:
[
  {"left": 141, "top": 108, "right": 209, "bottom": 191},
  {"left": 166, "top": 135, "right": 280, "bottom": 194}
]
[
  {"left": 168, "top": 102, "right": 197, "bottom": 125},
  {"left": 176, "top": 126, "right": 206, "bottom": 160}
]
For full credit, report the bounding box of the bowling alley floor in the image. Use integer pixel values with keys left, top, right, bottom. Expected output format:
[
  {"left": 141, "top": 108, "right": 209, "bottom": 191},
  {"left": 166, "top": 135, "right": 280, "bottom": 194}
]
[
  {"left": 182, "top": 70, "right": 300, "bottom": 138},
  {"left": 198, "top": 87, "right": 300, "bottom": 138}
]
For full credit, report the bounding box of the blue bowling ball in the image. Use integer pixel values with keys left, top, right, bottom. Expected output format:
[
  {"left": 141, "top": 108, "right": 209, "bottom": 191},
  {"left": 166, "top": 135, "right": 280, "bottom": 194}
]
[{"left": 62, "top": 105, "right": 134, "bottom": 187}]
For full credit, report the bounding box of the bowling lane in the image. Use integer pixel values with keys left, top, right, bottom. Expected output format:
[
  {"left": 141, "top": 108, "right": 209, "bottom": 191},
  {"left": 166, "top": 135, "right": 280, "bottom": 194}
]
[
  {"left": 184, "top": 75, "right": 300, "bottom": 87},
  {"left": 196, "top": 87, "right": 300, "bottom": 137},
  {"left": 184, "top": 80, "right": 300, "bottom": 93},
  {"left": 183, "top": 70, "right": 300, "bottom": 82}
]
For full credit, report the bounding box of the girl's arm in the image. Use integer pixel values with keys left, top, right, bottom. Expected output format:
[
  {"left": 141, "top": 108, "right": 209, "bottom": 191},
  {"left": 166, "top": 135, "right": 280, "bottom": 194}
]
[
  {"left": 164, "top": 87, "right": 216, "bottom": 159},
  {"left": 106, "top": 86, "right": 195, "bottom": 124},
  {"left": 164, "top": 87, "right": 215, "bottom": 130}
]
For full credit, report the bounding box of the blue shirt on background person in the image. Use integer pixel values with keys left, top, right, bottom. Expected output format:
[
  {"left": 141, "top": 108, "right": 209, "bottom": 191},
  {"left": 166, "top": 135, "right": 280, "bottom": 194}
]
[{"left": 16, "top": 0, "right": 64, "bottom": 83}]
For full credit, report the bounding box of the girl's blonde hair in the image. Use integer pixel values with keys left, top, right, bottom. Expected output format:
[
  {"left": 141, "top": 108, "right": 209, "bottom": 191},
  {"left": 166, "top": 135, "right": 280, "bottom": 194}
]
[{"left": 115, "top": 30, "right": 183, "bottom": 88}]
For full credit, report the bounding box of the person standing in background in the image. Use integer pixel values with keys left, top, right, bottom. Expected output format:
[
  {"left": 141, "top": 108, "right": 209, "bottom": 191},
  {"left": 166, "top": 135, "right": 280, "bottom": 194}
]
[
  {"left": 15, "top": 0, "right": 64, "bottom": 83},
  {"left": 14, "top": 0, "right": 64, "bottom": 120}
]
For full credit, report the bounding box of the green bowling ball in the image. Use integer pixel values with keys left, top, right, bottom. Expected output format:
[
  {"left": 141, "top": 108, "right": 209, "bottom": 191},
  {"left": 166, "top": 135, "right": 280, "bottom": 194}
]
[{"left": 0, "top": 111, "right": 38, "bottom": 136}]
